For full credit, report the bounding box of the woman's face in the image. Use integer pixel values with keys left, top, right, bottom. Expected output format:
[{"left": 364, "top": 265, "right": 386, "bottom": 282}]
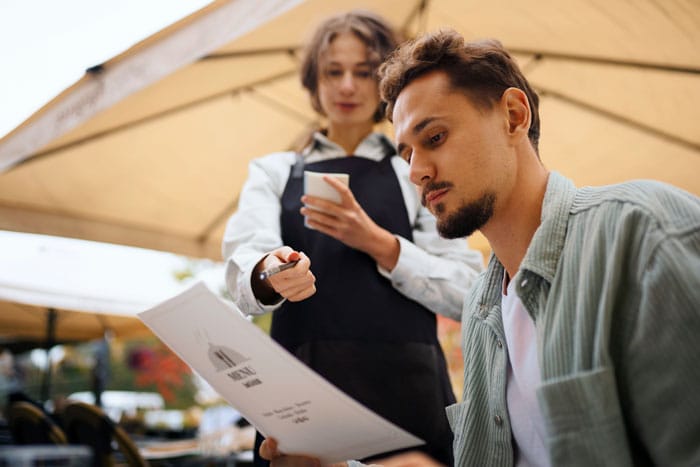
[{"left": 316, "top": 32, "right": 380, "bottom": 128}]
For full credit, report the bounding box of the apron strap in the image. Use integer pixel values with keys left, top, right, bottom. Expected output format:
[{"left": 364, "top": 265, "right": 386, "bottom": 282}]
[{"left": 291, "top": 153, "right": 305, "bottom": 179}]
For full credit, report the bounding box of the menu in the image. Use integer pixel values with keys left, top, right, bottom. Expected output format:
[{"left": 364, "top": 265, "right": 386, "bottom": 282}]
[{"left": 137, "top": 282, "right": 423, "bottom": 464}]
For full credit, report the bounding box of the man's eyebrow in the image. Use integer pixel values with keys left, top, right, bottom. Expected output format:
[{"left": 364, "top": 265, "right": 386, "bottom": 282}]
[
  {"left": 396, "top": 117, "right": 438, "bottom": 156},
  {"left": 413, "top": 117, "right": 437, "bottom": 135}
]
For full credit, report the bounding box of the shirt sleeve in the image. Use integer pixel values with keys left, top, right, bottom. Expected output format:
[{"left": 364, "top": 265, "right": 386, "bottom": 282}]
[
  {"left": 346, "top": 461, "right": 373, "bottom": 467},
  {"left": 623, "top": 228, "right": 700, "bottom": 465},
  {"left": 383, "top": 157, "right": 485, "bottom": 321},
  {"left": 383, "top": 209, "right": 484, "bottom": 321},
  {"left": 222, "top": 152, "right": 295, "bottom": 315}
]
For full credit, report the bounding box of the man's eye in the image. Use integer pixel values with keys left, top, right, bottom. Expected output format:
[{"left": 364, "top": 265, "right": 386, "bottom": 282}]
[
  {"left": 429, "top": 132, "right": 444, "bottom": 145},
  {"left": 325, "top": 69, "right": 342, "bottom": 77},
  {"left": 401, "top": 151, "right": 412, "bottom": 164},
  {"left": 354, "top": 70, "right": 372, "bottom": 79}
]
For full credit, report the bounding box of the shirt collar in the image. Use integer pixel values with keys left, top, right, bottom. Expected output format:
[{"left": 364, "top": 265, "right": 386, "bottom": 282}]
[
  {"left": 475, "top": 172, "right": 576, "bottom": 312},
  {"left": 519, "top": 171, "right": 577, "bottom": 283},
  {"left": 304, "top": 131, "right": 395, "bottom": 161}
]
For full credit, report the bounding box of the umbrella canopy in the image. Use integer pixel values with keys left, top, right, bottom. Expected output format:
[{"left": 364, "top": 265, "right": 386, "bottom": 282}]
[
  {"left": 0, "top": 0, "right": 698, "bottom": 259},
  {"left": 0, "top": 230, "right": 225, "bottom": 402},
  {"left": 0, "top": 230, "right": 221, "bottom": 346},
  {"left": 0, "top": 302, "right": 150, "bottom": 347}
]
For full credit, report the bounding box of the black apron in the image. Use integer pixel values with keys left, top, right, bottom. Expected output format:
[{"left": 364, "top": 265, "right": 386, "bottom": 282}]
[{"left": 254, "top": 151, "right": 455, "bottom": 466}]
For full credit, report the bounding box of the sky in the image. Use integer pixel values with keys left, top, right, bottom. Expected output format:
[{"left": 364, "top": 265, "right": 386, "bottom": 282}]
[
  {"left": 0, "top": 1, "right": 226, "bottom": 314},
  {"left": 0, "top": 0, "right": 212, "bottom": 139},
  {"left": 0, "top": 230, "right": 225, "bottom": 314}
]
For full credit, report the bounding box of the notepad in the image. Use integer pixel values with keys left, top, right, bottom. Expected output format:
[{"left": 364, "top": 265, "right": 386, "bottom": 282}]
[{"left": 303, "top": 171, "right": 349, "bottom": 204}]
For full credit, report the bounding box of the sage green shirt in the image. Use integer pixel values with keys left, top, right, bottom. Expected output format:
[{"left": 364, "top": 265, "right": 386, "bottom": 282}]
[{"left": 447, "top": 172, "right": 700, "bottom": 466}]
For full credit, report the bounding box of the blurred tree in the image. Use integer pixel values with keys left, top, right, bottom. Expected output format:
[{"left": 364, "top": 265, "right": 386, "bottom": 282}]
[{"left": 123, "top": 338, "right": 196, "bottom": 408}]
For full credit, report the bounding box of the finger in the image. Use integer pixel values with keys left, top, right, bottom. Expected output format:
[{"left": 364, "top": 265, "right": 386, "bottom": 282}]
[
  {"left": 275, "top": 275, "right": 316, "bottom": 300},
  {"left": 296, "top": 251, "right": 312, "bottom": 271},
  {"left": 286, "top": 250, "right": 301, "bottom": 262},
  {"left": 259, "top": 438, "right": 279, "bottom": 461},
  {"left": 265, "top": 247, "right": 298, "bottom": 269},
  {"left": 260, "top": 438, "right": 322, "bottom": 467},
  {"left": 323, "top": 176, "right": 357, "bottom": 207},
  {"left": 272, "top": 272, "right": 315, "bottom": 292},
  {"left": 301, "top": 197, "right": 341, "bottom": 216},
  {"left": 274, "top": 246, "right": 297, "bottom": 261},
  {"left": 286, "top": 284, "right": 317, "bottom": 302},
  {"left": 302, "top": 215, "right": 339, "bottom": 237},
  {"left": 268, "top": 261, "right": 314, "bottom": 288},
  {"left": 271, "top": 256, "right": 311, "bottom": 280},
  {"left": 322, "top": 175, "right": 353, "bottom": 198},
  {"left": 301, "top": 208, "right": 340, "bottom": 231},
  {"left": 375, "top": 452, "right": 444, "bottom": 467}
]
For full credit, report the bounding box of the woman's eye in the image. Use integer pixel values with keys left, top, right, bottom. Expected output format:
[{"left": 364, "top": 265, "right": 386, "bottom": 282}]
[
  {"left": 355, "top": 70, "right": 372, "bottom": 79},
  {"left": 326, "top": 69, "right": 343, "bottom": 77}
]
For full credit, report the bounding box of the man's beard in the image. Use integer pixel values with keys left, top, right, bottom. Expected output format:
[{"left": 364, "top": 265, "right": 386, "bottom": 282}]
[{"left": 435, "top": 192, "right": 495, "bottom": 239}]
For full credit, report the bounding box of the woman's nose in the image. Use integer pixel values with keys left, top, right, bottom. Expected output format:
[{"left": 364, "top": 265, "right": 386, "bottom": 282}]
[{"left": 339, "top": 72, "right": 356, "bottom": 92}]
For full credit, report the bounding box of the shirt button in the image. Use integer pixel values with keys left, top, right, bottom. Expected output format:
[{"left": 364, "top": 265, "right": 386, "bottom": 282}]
[
  {"left": 496, "top": 340, "right": 503, "bottom": 349},
  {"left": 521, "top": 278, "right": 528, "bottom": 287},
  {"left": 494, "top": 415, "right": 503, "bottom": 426}
]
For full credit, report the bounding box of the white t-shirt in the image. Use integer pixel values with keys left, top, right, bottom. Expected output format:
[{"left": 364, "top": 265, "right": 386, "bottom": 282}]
[{"left": 502, "top": 273, "right": 550, "bottom": 467}]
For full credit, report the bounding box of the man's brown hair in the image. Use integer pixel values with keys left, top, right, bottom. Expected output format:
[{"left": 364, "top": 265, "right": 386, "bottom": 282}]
[
  {"left": 300, "top": 10, "right": 400, "bottom": 123},
  {"left": 379, "top": 29, "right": 541, "bottom": 152}
]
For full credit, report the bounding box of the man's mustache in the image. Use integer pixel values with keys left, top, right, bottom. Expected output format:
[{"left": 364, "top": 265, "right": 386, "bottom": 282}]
[{"left": 421, "top": 181, "right": 454, "bottom": 207}]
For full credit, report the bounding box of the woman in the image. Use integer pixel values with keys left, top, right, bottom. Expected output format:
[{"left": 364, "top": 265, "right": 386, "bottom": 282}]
[{"left": 222, "top": 10, "right": 483, "bottom": 465}]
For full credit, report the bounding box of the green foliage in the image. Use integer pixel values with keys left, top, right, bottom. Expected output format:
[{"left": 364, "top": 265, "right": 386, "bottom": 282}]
[{"left": 252, "top": 312, "right": 272, "bottom": 334}]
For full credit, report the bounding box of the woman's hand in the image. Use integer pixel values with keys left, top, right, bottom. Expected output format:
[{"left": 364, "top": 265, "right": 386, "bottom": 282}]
[
  {"left": 252, "top": 247, "right": 315, "bottom": 304},
  {"left": 300, "top": 175, "right": 399, "bottom": 270}
]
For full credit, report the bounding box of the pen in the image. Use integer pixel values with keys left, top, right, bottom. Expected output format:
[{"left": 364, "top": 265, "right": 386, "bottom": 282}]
[{"left": 258, "top": 260, "right": 300, "bottom": 281}]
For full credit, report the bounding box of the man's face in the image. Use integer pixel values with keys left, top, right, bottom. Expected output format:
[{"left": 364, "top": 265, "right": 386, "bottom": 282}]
[{"left": 392, "top": 70, "right": 513, "bottom": 238}]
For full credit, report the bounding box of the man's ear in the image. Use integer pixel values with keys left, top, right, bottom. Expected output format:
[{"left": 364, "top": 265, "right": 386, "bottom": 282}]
[{"left": 503, "top": 87, "right": 531, "bottom": 138}]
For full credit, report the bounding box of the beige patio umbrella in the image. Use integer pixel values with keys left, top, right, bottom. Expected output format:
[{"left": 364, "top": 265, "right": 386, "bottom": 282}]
[
  {"left": 0, "top": 229, "right": 209, "bottom": 346},
  {"left": 0, "top": 230, "right": 214, "bottom": 401},
  {"left": 0, "top": 0, "right": 698, "bottom": 260},
  {"left": 0, "top": 301, "right": 151, "bottom": 346}
]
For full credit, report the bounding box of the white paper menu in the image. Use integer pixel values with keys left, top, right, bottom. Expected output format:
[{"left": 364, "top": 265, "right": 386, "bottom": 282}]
[{"left": 137, "top": 282, "right": 423, "bottom": 464}]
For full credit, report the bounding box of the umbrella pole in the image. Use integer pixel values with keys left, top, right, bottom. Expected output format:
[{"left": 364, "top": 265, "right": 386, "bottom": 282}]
[
  {"left": 40, "top": 308, "right": 57, "bottom": 403},
  {"left": 92, "top": 331, "right": 111, "bottom": 407}
]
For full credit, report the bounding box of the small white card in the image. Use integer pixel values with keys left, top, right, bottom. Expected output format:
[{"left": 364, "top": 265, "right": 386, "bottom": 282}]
[
  {"left": 303, "top": 171, "right": 349, "bottom": 204},
  {"left": 138, "top": 283, "right": 423, "bottom": 464}
]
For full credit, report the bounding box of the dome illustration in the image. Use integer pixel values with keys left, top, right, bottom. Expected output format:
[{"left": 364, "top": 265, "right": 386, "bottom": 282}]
[{"left": 207, "top": 342, "right": 248, "bottom": 371}]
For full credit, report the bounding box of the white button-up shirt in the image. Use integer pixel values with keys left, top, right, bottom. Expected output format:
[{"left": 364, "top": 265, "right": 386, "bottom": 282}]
[{"left": 222, "top": 131, "right": 484, "bottom": 319}]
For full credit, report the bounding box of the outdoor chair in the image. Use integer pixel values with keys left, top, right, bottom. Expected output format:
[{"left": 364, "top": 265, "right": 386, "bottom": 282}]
[
  {"left": 6, "top": 400, "right": 68, "bottom": 445},
  {"left": 63, "top": 400, "right": 149, "bottom": 467}
]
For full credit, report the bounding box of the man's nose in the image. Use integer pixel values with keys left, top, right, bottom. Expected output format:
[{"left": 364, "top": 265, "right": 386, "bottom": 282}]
[{"left": 408, "top": 151, "right": 434, "bottom": 187}]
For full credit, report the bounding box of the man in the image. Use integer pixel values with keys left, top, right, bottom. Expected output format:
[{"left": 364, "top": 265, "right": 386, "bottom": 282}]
[{"left": 262, "top": 29, "right": 700, "bottom": 466}]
